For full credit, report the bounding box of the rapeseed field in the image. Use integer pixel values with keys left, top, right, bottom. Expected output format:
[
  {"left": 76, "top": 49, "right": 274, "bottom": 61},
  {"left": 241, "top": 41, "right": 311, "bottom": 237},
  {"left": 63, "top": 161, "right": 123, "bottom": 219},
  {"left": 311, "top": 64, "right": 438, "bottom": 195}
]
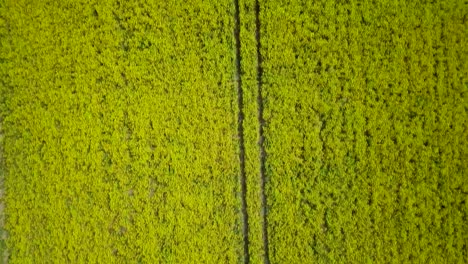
[{"left": 0, "top": 0, "right": 466, "bottom": 263}]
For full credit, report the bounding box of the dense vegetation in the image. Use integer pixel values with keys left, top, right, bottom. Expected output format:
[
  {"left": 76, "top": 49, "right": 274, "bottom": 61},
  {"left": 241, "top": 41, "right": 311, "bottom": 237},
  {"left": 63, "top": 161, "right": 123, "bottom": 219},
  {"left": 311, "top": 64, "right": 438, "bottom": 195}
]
[
  {"left": 258, "top": 0, "right": 468, "bottom": 262},
  {"left": 1, "top": 0, "right": 244, "bottom": 262},
  {"left": 1, "top": 0, "right": 467, "bottom": 263}
]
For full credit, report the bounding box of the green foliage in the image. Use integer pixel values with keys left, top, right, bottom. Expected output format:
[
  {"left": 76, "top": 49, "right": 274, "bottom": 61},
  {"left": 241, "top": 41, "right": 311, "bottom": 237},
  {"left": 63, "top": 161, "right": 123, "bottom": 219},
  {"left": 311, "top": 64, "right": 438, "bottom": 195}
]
[
  {"left": 0, "top": 0, "right": 243, "bottom": 262},
  {"left": 258, "top": 0, "right": 468, "bottom": 263}
]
